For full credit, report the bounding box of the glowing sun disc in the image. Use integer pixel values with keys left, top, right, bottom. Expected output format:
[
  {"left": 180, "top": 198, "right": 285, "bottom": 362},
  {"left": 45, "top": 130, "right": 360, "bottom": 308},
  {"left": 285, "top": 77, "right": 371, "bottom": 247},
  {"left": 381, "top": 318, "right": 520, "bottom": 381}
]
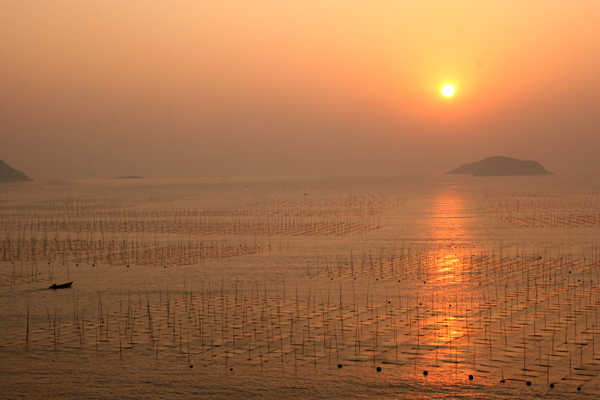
[{"left": 442, "top": 85, "right": 455, "bottom": 97}]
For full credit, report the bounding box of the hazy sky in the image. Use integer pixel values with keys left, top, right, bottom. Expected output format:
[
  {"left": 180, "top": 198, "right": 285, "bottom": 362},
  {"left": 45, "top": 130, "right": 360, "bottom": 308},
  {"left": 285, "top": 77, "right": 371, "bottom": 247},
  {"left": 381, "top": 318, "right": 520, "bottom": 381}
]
[{"left": 2, "top": 1, "right": 599, "bottom": 179}]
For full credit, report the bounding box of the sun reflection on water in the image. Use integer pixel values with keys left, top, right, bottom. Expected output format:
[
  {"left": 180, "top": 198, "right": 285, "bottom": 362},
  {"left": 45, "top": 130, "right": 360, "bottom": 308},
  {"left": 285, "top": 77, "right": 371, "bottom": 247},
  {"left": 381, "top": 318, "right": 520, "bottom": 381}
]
[{"left": 426, "top": 187, "right": 471, "bottom": 244}]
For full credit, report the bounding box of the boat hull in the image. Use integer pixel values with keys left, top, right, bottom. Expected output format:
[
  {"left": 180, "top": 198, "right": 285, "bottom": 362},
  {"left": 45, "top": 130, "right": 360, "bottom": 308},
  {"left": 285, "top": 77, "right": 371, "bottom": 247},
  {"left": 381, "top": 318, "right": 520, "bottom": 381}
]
[{"left": 49, "top": 281, "right": 73, "bottom": 289}]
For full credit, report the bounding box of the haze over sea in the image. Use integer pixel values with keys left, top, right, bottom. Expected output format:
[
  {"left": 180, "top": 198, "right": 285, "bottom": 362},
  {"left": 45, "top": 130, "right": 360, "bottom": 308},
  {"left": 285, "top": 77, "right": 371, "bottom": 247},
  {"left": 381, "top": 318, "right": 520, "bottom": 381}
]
[
  {"left": 2, "top": 1, "right": 600, "bottom": 398},
  {"left": 1, "top": 173, "right": 600, "bottom": 399}
]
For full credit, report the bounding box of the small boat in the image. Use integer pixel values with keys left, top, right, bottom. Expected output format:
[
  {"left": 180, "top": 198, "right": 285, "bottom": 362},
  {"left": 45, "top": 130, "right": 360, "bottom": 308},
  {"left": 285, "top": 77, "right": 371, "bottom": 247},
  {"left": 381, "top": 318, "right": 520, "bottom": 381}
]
[{"left": 49, "top": 281, "right": 73, "bottom": 289}]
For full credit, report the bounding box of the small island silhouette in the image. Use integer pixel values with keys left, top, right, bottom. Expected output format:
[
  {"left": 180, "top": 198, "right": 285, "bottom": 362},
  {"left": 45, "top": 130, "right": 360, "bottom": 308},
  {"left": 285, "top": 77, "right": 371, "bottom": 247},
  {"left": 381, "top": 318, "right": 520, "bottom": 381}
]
[
  {"left": 445, "top": 156, "right": 553, "bottom": 176},
  {"left": 0, "top": 159, "right": 31, "bottom": 182}
]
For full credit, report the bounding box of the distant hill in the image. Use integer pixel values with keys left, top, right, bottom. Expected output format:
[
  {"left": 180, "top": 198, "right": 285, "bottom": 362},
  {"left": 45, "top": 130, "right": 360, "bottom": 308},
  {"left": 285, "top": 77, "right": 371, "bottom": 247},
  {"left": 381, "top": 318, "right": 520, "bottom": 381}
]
[
  {"left": 0, "top": 159, "right": 30, "bottom": 182},
  {"left": 445, "top": 156, "right": 553, "bottom": 177}
]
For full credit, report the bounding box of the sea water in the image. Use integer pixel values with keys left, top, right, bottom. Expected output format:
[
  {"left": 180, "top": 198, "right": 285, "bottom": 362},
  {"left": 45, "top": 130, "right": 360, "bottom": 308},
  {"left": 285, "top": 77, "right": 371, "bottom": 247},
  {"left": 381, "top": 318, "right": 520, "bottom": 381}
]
[{"left": 1, "top": 173, "right": 599, "bottom": 399}]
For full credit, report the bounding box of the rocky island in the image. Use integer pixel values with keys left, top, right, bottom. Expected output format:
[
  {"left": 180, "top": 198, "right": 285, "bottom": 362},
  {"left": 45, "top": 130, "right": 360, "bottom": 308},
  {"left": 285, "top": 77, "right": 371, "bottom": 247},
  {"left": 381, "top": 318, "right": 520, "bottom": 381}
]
[
  {"left": 445, "top": 156, "right": 553, "bottom": 177},
  {"left": 0, "top": 159, "right": 31, "bottom": 182}
]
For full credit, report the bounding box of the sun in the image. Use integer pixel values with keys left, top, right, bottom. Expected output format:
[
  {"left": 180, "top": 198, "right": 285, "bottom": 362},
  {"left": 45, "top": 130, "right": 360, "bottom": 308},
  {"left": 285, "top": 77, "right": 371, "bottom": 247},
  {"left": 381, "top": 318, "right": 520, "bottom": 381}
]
[{"left": 442, "top": 84, "right": 455, "bottom": 97}]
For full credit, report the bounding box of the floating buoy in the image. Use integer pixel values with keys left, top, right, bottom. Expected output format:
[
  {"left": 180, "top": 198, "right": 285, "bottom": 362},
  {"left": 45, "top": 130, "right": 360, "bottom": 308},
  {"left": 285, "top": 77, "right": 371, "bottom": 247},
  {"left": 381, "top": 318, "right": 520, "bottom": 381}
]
[
  {"left": 526, "top": 381, "right": 531, "bottom": 386},
  {"left": 338, "top": 364, "right": 342, "bottom": 369},
  {"left": 550, "top": 383, "right": 554, "bottom": 388},
  {"left": 577, "top": 386, "right": 582, "bottom": 391},
  {"left": 376, "top": 367, "right": 381, "bottom": 372},
  {"left": 189, "top": 365, "right": 193, "bottom": 368},
  {"left": 468, "top": 375, "right": 473, "bottom": 380},
  {"left": 423, "top": 371, "right": 428, "bottom": 376},
  {"left": 230, "top": 368, "right": 233, "bottom": 371}
]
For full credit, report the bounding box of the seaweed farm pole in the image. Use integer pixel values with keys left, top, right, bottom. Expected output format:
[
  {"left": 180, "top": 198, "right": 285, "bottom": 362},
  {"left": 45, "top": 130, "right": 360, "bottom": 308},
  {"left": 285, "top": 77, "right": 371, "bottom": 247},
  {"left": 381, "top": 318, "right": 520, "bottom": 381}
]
[
  {"left": 119, "top": 323, "right": 122, "bottom": 359},
  {"left": 374, "top": 310, "right": 379, "bottom": 366},
  {"left": 339, "top": 284, "right": 344, "bottom": 341},
  {"left": 54, "top": 308, "right": 61, "bottom": 350},
  {"left": 25, "top": 300, "right": 30, "bottom": 349},
  {"left": 394, "top": 313, "right": 398, "bottom": 360},
  {"left": 259, "top": 341, "right": 264, "bottom": 371},
  {"left": 280, "top": 326, "right": 284, "bottom": 364},
  {"left": 569, "top": 342, "right": 572, "bottom": 377},
  {"left": 522, "top": 325, "right": 526, "bottom": 372},
  {"left": 44, "top": 302, "right": 52, "bottom": 329},
  {"left": 415, "top": 303, "right": 420, "bottom": 370},
  {"left": 130, "top": 309, "right": 136, "bottom": 344},
  {"left": 210, "top": 319, "right": 214, "bottom": 358},
  {"left": 156, "top": 328, "right": 160, "bottom": 360},
  {"left": 179, "top": 317, "right": 183, "bottom": 354}
]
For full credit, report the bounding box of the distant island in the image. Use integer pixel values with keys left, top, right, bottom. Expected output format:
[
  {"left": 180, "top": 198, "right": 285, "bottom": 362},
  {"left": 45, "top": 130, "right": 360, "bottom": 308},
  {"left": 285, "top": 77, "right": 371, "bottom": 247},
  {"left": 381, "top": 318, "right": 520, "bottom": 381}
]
[
  {"left": 0, "top": 159, "right": 31, "bottom": 182},
  {"left": 445, "top": 156, "right": 553, "bottom": 177},
  {"left": 117, "top": 176, "right": 144, "bottom": 179}
]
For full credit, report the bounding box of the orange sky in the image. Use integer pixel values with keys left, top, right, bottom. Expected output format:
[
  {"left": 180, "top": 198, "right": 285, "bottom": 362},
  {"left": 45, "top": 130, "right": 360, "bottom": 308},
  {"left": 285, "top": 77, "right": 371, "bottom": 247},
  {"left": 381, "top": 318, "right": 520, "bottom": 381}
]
[{"left": 1, "top": 1, "right": 599, "bottom": 179}]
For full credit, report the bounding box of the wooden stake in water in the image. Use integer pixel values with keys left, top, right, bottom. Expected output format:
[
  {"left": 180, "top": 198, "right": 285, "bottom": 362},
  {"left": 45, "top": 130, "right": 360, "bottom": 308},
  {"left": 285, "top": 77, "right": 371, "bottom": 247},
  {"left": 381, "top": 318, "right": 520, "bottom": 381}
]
[
  {"left": 25, "top": 300, "right": 30, "bottom": 350},
  {"left": 156, "top": 328, "right": 160, "bottom": 360},
  {"left": 119, "top": 323, "right": 122, "bottom": 359},
  {"left": 260, "top": 343, "right": 264, "bottom": 371}
]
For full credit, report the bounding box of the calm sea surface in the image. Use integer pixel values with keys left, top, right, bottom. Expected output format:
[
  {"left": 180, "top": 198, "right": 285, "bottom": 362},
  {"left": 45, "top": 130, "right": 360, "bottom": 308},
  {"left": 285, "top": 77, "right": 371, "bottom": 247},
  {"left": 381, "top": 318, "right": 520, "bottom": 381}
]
[{"left": 1, "top": 174, "right": 599, "bottom": 399}]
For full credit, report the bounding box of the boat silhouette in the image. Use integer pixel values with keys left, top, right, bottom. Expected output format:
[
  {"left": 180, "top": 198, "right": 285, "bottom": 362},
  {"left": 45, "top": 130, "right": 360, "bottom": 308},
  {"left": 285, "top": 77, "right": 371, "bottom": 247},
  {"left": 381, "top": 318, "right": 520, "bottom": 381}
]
[{"left": 49, "top": 281, "right": 73, "bottom": 289}]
